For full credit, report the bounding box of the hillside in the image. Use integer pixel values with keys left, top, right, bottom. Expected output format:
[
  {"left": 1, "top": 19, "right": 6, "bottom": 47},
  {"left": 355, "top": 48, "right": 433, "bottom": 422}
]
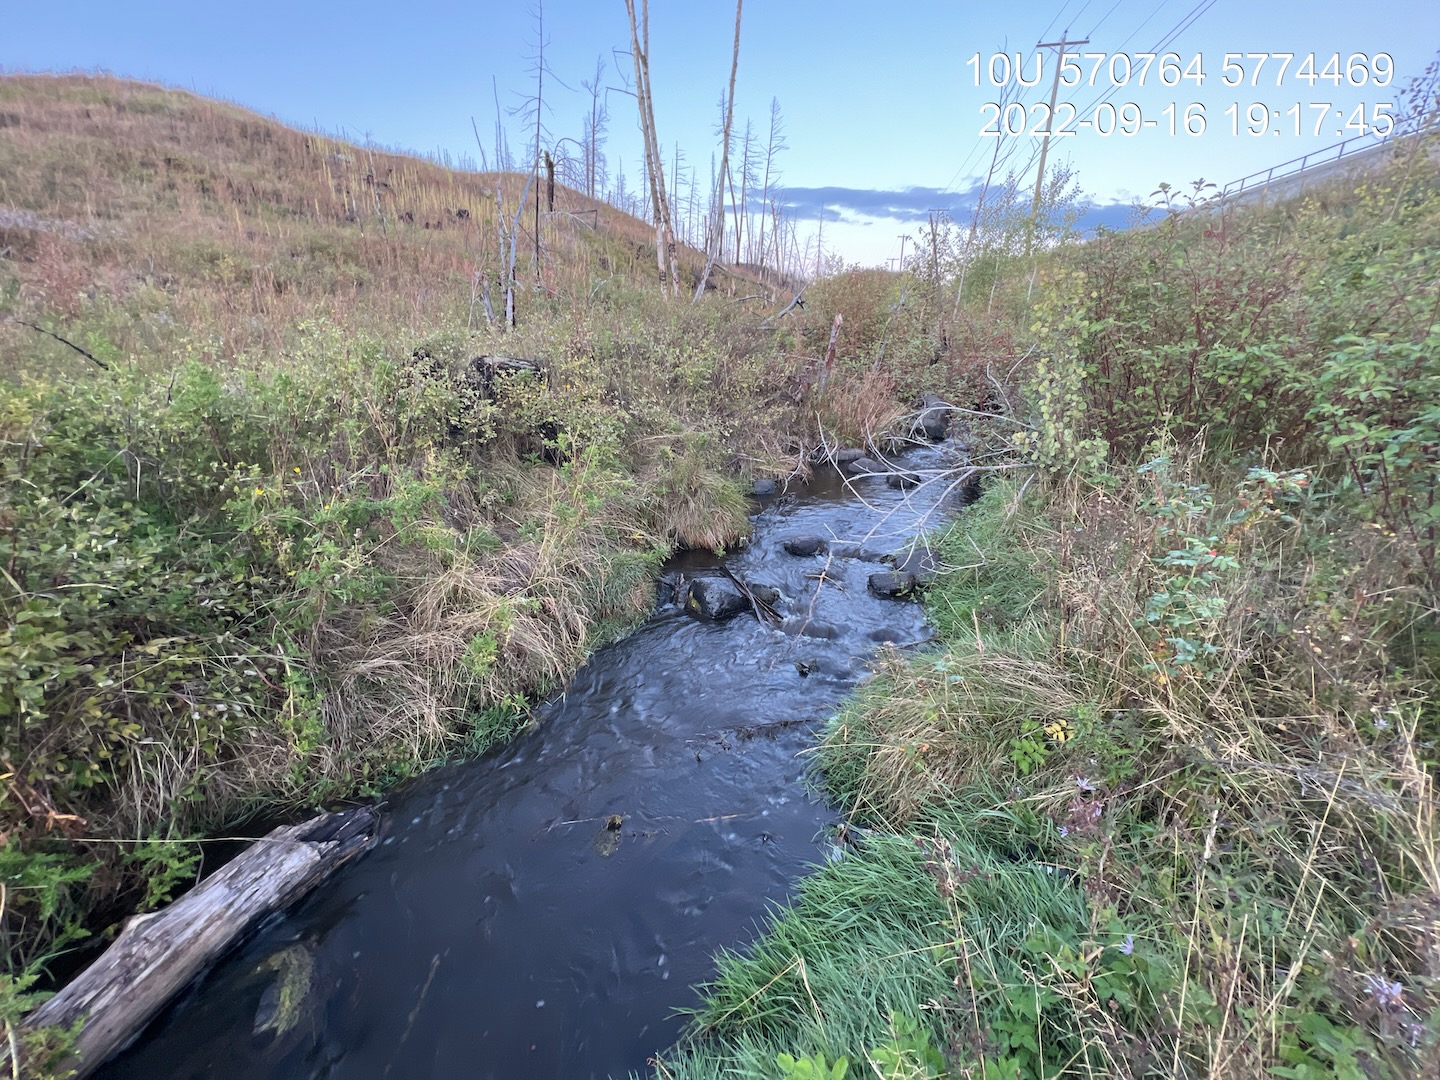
[{"left": 0, "top": 73, "right": 776, "bottom": 356}]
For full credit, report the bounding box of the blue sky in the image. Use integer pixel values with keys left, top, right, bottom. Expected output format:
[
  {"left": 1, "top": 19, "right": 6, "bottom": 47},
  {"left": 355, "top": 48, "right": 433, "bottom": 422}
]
[{"left": 4, "top": 1, "right": 1437, "bottom": 266}]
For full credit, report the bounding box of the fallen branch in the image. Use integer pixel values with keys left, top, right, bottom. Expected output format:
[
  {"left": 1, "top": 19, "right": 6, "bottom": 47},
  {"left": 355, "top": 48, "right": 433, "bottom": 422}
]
[
  {"left": 9, "top": 319, "right": 110, "bottom": 371},
  {"left": 717, "top": 563, "right": 782, "bottom": 625},
  {"left": 19, "top": 807, "right": 380, "bottom": 1078}
]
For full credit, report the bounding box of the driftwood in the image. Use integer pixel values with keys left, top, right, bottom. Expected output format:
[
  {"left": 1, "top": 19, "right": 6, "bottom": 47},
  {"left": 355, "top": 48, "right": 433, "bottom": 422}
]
[
  {"left": 717, "top": 563, "right": 781, "bottom": 625},
  {"left": 22, "top": 807, "right": 380, "bottom": 1078}
]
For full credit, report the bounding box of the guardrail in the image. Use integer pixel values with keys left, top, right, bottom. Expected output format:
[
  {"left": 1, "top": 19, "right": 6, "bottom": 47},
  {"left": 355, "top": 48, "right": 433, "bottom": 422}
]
[{"left": 1217, "top": 115, "right": 1438, "bottom": 204}]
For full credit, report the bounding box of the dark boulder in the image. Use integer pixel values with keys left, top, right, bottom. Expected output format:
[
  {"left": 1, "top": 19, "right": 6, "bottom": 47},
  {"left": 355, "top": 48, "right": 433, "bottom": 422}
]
[
  {"left": 466, "top": 354, "right": 547, "bottom": 398},
  {"left": 889, "top": 548, "right": 938, "bottom": 584},
  {"left": 833, "top": 447, "right": 867, "bottom": 464},
  {"left": 831, "top": 543, "right": 889, "bottom": 563},
  {"left": 685, "top": 578, "right": 749, "bottom": 621},
  {"left": 867, "top": 571, "right": 918, "bottom": 599},
  {"left": 957, "top": 471, "right": 983, "bottom": 505},
  {"left": 844, "top": 456, "right": 884, "bottom": 476},
  {"left": 783, "top": 536, "right": 827, "bottom": 557},
  {"left": 886, "top": 471, "right": 922, "bottom": 489},
  {"left": 752, "top": 478, "right": 779, "bottom": 496},
  {"left": 918, "top": 396, "right": 950, "bottom": 441},
  {"left": 747, "top": 583, "right": 783, "bottom": 607}
]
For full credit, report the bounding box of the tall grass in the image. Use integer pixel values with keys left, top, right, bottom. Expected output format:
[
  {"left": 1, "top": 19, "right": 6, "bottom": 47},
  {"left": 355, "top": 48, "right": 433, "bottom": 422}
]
[{"left": 662, "top": 467, "right": 1440, "bottom": 1077}]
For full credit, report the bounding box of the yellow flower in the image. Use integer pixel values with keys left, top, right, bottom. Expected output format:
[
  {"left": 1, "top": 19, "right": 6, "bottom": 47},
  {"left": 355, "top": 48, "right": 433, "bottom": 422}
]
[
  {"left": 293, "top": 466, "right": 301, "bottom": 474},
  {"left": 254, "top": 487, "right": 265, "bottom": 495}
]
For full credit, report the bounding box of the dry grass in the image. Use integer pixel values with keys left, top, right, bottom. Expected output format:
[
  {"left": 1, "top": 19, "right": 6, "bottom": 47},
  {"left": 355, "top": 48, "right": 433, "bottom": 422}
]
[{"left": 0, "top": 72, "right": 757, "bottom": 368}]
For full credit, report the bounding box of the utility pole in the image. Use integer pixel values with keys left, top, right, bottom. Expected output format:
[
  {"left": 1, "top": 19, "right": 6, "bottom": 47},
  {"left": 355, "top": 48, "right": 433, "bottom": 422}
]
[
  {"left": 896, "top": 234, "right": 909, "bottom": 272},
  {"left": 926, "top": 209, "right": 947, "bottom": 313},
  {"left": 1029, "top": 30, "right": 1087, "bottom": 252}
]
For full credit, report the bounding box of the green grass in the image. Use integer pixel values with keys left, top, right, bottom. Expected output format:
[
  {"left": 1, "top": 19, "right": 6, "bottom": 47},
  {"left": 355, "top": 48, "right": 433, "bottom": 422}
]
[{"left": 658, "top": 462, "right": 1440, "bottom": 1078}]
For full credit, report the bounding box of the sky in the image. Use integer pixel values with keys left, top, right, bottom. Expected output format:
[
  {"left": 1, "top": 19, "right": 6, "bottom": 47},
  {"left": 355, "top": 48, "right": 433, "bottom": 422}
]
[{"left": 4, "top": 1, "right": 1438, "bottom": 267}]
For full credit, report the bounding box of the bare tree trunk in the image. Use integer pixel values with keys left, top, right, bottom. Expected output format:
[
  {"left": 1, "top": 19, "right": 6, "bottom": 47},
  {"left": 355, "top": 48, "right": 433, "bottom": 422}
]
[
  {"left": 622, "top": 0, "right": 680, "bottom": 297},
  {"left": 756, "top": 98, "right": 784, "bottom": 274},
  {"left": 817, "top": 313, "right": 842, "bottom": 395},
  {"left": 581, "top": 55, "right": 607, "bottom": 200},
  {"left": 693, "top": 0, "right": 743, "bottom": 301},
  {"left": 733, "top": 120, "right": 754, "bottom": 264},
  {"left": 17, "top": 809, "right": 378, "bottom": 1080},
  {"left": 530, "top": 1, "right": 545, "bottom": 280}
]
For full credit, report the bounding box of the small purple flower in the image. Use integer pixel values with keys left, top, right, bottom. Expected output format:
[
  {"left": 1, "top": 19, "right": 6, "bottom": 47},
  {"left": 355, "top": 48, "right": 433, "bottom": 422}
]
[
  {"left": 1118, "top": 934, "right": 1135, "bottom": 956},
  {"left": 1075, "top": 776, "right": 1096, "bottom": 792},
  {"left": 1057, "top": 824, "right": 1070, "bottom": 838},
  {"left": 1362, "top": 973, "right": 1404, "bottom": 1011}
]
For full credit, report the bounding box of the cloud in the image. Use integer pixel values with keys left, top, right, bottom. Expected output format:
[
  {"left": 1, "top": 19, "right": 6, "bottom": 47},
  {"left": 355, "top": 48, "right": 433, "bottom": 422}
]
[
  {"left": 773, "top": 182, "right": 1151, "bottom": 235},
  {"left": 772, "top": 184, "right": 985, "bottom": 224}
]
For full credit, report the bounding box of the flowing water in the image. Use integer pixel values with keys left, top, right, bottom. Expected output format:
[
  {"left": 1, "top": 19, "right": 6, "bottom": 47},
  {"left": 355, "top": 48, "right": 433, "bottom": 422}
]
[{"left": 101, "top": 442, "right": 965, "bottom": 1080}]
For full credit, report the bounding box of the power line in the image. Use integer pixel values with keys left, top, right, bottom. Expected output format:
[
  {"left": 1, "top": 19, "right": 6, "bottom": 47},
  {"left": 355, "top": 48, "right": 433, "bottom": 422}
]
[
  {"left": 1038, "top": 0, "right": 1079, "bottom": 43},
  {"left": 1023, "top": 0, "right": 1219, "bottom": 220},
  {"left": 1151, "top": 0, "right": 1219, "bottom": 54},
  {"left": 1068, "top": 0, "right": 1219, "bottom": 122},
  {"left": 1110, "top": 0, "right": 1170, "bottom": 55},
  {"left": 1068, "top": 0, "right": 1099, "bottom": 33},
  {"left": 1086, "top": 0, "right": 1127, "bottom": 38}
]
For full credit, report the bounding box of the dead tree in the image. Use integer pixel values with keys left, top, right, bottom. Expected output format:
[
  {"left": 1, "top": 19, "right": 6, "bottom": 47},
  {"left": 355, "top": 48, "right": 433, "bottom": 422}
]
[
  {"left": 756, "top": 97, "right": 786, "bottom": 274},
  {"left": 622, "top": 0, "right": 681, "bottom": 297},
  {"left": 693, "top": 0, "right": 743, "bottom": 301},
  {"left": 732, "top": 118, "right": 755, "bottom": 264},
  {"left": 580, "top": 55, "right": 608, "bottom": 200}
]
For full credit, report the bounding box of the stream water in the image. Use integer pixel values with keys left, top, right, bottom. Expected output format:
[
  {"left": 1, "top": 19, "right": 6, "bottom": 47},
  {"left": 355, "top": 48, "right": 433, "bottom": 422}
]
[{"left": 100, "top": 441, "right": 964, "bottom": 1080}]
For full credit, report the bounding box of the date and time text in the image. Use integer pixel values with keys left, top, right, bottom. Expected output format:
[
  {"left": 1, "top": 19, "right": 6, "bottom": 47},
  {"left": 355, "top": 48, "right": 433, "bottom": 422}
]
[{"left": 970, "top": 51, "right": 1398, "bottom": 139}]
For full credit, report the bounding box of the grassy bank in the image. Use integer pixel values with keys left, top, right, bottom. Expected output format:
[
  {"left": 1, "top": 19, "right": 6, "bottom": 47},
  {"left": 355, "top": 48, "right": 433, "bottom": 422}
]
[{"left": 656, "top": 125, "right": 1440, "bottom": 1077}]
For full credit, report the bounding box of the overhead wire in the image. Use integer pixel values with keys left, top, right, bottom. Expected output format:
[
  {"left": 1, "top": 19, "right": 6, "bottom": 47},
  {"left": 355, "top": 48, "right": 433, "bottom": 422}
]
[
  {"left": 941, "top": 0, "right": 1221, "bottom": 227},
  {"left": 1038, "top": 0, "right": 1079, "bottom": 43},
  {"left": 1023, "top": 0, "right": 1220, "bottom": 217},
  {"left": 1086, "top": 0, "right": 1127, "bottom": 38}
]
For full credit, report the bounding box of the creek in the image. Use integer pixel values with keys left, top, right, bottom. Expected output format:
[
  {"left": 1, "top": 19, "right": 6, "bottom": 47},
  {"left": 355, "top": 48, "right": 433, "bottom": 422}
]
[{"left": 100, "top": 441, "right": 965, "bottom": 1080}]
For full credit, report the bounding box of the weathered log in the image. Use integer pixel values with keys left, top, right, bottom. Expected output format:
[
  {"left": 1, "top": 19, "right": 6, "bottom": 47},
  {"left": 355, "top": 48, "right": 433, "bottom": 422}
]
[
  {"left": 22, "top": 806, "right": 379, "bottom": 1078},
  {"left": 466, "top": 354, "right": 547, "bottom": 397}
]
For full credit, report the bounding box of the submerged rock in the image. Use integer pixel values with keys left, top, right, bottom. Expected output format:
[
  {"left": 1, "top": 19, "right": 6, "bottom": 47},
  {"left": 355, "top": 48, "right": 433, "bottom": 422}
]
[
  {"left": 844, "top": 457, "right": 884, "bottom": 476},
  {"left": 867, "top": 571, "right": 918, "bottom": 599},
  {"left": 886, "top": 470, "right": 922, "bottom": 489},
  {"left": 889, "top": 547, "right": 938, "bottom": 584},
  {"left": 685, "top": 578, "right": 748, "bottom": 621},
  {"left": 919, "top": 396, "right": 950, "bottom": 441},
  {"left": 253, "top": 942, "right": 317, "bottom": 1040},
  {"left": 783, "top": 536, "right": 827, "bottom": 557},
  {"left": 748, "top": 583, "right": 783, "bottom": 607},
  {"left": 752, "top": 478, "right": 778, "bottom": 496},
  {"left": 832, "top": 447, "right": 866, "bottom": 464},
  {"left": 592, "top": 814, "right": 624, "bottom": 857}
]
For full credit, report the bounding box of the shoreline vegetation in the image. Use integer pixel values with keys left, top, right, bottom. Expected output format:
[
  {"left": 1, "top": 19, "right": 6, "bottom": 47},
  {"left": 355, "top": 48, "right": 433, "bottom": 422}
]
[{"left": 3, "top": 68, "right": 1439, "bottom": 1078}]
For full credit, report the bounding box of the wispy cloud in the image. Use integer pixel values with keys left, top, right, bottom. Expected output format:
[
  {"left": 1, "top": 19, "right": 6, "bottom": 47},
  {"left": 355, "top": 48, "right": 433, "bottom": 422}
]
[
  {"left": 773, "top": 184, "right": 983, "bottom": 224},
  {"left": 772, "top": 182, "right": 1155, "bottom": 235}
]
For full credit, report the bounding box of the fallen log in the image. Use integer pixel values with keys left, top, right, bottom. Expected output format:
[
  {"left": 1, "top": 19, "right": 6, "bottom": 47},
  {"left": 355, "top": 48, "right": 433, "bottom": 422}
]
[{"left": 20, "top": 806, "right": 380, "bottom": 1078}]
